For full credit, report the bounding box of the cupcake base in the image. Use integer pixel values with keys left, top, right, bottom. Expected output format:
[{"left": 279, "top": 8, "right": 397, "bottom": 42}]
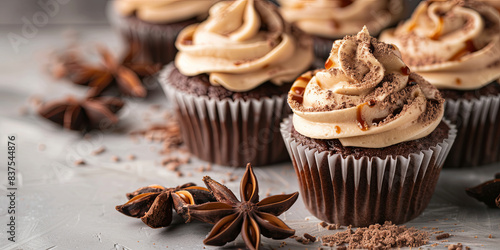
[
  {"left": 441, "top": 82, "right": 500, "bottom": 168},
  {"left": 160, "top": 64, "right": 291, "bottom": 167},
  {"left": 281, "top": 116, "right": 456, "bottom": 227}
]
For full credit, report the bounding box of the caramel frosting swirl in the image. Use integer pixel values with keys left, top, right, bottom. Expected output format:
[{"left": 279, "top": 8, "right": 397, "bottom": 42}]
[
  {"left": 175, "top": 0, "right": 313, "bottom": 92},
  {"left": 380, "top": 0, "right": 500, "bottom": 90},
  {"left": 288, "top": 27, "right": 445, "bottom": 148},
  {"left": 278, "top": 0, "right": 404, "bottom": 38},
  {"left": 114, "top": 0, "right": 215, "bottom": 23}
]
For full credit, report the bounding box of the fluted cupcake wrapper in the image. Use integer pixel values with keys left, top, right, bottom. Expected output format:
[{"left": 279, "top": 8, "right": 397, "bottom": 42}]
[
  {"left": 443, "top": 93, "right": 500, "bottom": 168},
  {"left": 160, "top": 64, "right": 290, "bottom": 167},
  {"left": 280, "top": 116, "right": 456, "bottom": 227},
  {"left": 106, "top": 2, "right": 196, "bottom": 65}
]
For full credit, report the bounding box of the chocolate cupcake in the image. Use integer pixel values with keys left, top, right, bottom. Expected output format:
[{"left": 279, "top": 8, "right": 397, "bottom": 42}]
[
  {"left": 160, "top": 0, "right": 314, "bottom": 167},
  {"left": 381, "top": 0, "right": 500, "bottom": 168},
  {"left": 107, "top": 0, "right": 216, "bottom": 65},
  {"left": 277, "top": 0, "right": 404, "bottom": 60},
  {"left": 280, "top": 27, "right": 456, "bottom": 226}
]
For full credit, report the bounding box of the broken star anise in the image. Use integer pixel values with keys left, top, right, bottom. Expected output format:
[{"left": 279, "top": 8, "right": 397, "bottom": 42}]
[
  {"left": 38, "top": 95, "right": 124, "bottom": 132},
  {"left": 186, "top": 163, "right": 299, "bottom": 250},
  {"left": 116, "top": 183, "right": 215, "bottom": 228},
  {"left": 466, "top": 175, "right": 500, "bottom": 208},
  {"left": 55, "top": 43, "right": 161, "bottom": 98}
]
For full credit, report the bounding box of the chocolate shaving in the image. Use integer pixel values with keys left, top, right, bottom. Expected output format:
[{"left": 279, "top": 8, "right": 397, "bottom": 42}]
[
  {"left": 303, "top": 233, "right": 316, "bottom": 242},
  {"left": 436, "top": 233, "right": 451, "bottom": 240},
  {"left": 447, "top": 243, "right": 470, "bottom": 250}
]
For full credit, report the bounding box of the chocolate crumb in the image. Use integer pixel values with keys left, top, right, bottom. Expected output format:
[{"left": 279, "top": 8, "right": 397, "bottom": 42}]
[
  {"left": 303, "top": 233, "right": 316, "bottom": 242},
  {"left": 265, "top": 188, "right": 272, "bottom": 197},
  {"left": 321, "top": 222, "right": 429, "bottom": 249},
  {"left": 91, "top": 146, "right": 106, "bottom": 155},
  {"left": 19, "top": 106, "right": 28, "bottom": 116},
  {"left": 161, "top": 156, "right": 189, "bottom": 171},
  {"left": 127, "top": 154, "right": 136, "bottom": 161},
  {"left": 129, "top": 113, "right": 183, "bottom": 155},
  {"left": 327, "top": 224, "right": 341, "bottom": 230},
  {"left": 29, "top": 95, "right": 43, "bottom": 107},
  {"left": 436, "top": 233, "right": 450, "bottom": 240},
  {"left": 111, "top": 155, "right": 120, "bottom": 162},
  {"left": 74, "top": 159, "right": 85, "bottom": 166},
  {"left": 448, "top": 243, "right": 468, "bottom": 250},
  {"left": 489, "top": 234, "right": 493, "bottom": 238},
  {"left": 319, "top": 221, "right": 328, "bottom": 228},
  {"left": 294, "top": 236, "right": 311, "bottom": 245}
]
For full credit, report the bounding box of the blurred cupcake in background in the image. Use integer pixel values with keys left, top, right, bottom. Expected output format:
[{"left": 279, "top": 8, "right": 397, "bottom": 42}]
[
  {"left": 107, "top": 0, "right": 216, "bottom": 65},
  {"left": 381, "top": 0, "right": 500, "bottom": 168},
  {"left": 160, "top": 0, "right": 314, "bottom": 167},
  {"left": 278, "top": 0, "right": 404, "bottom": 59},
  {"left": 281, "top": 27, "right": 456, "bottom": 226},
  {"left": 479, "top": 0, "right": 500, "bottom": 12}
]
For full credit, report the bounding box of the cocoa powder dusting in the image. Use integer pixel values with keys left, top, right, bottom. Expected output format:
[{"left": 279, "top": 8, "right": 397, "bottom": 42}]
[{"left": 321, "top": 222, "right": 430, "bottom": 249}]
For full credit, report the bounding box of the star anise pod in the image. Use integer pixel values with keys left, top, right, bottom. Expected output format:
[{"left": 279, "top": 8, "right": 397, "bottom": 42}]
[
  {"left": 186, "top": 163, "right": 299, "bottom": 250},
  {"left": 38, "top": 95, "right": 124, "bottom": 132},
  {"left": 116, "top": 183, "right": 216, "bottom": 228},
  {"left": 55, "top": 43, "right": 161, "bottom": 98},
  {"left": 466, "top": 176, "right": 500, "bottom": 208}
]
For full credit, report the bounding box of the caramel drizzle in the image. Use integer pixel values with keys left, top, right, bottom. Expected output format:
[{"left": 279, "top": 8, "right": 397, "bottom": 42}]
[
  {"left": 290, "top": 86, "right": 305, "bottom": 104},
  {"left": 356, "top": 102, "right": 369, "bottom": 131},
  {"left": 182, "top": 34, "right": 193, "bottom": 45},
  {"left": 335, "top": 126, "right": 341, "bottom": 134},
  {"left": 429, "top": 17, "right": 444, "bottom": 40},
  {"left": 325, "top": 59, "right": 335, "bottom": 70},
  {"left": 401, "top": 66, "right": 411, "bottom": 76},
  {"left": 298, "top": 75, "right": 311, "bottom": 81},
  {"left": 449, "top": 40, "right": 477, "bottom": 61}
]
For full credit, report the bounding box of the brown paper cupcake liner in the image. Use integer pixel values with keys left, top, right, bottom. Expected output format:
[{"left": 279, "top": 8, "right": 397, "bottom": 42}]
[
  {"left": 160, "top": 64, "right": 290, "bottom": 167},
  {"left": 280, "top": 116, "right": 456, "bottom": 227},
  {"left": 443, "top": 93, "right": 500, "bottom": 168},
  {"left": 106, "top": 2, "right": 196, "bottom": 65},
  {"left": 312, "top": 36, "right": 336, "bottom": 61}
]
